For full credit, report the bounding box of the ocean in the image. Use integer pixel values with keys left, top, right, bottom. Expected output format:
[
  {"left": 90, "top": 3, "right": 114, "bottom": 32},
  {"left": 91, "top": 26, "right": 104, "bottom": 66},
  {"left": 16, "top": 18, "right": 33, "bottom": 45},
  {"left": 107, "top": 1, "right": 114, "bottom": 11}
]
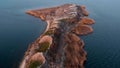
[{"left": 0, "top": 0, "right": 120, "bottom": 68}]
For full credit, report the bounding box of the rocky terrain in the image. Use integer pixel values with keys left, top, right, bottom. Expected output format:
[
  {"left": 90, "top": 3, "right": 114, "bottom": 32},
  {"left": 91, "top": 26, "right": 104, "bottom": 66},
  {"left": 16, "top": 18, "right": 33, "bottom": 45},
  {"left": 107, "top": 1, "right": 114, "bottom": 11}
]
[{"left": 20, "top": 4, "right": 94, "bottom": 68}]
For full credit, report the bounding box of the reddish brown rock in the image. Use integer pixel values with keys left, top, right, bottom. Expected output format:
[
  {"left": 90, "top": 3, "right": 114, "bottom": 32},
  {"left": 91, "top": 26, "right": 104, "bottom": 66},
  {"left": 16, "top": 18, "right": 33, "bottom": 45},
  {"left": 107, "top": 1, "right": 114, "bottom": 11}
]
[
  {"left": 80, "top": 5, "right": 89, "bottom": 16},
  {"left": 64, "top": 34, "right": 86, "bottom": 68},
  {"left": 30, "top": 53, "right": 45, "bottom": 63},
  {"left": 38, "top": 35, "right": 53, "bottom": 45},
  {"left": 20, "top": 4, "right": 95, "bottom": 68},
  {"left": 71, "top": 25, "right": 93, "bottom": 35},
  {"left": 26, "top": 53, "right": 45, "bottom": 68},
  {"left": 79, "top": 17, "right": 95, "bottom": 25}
]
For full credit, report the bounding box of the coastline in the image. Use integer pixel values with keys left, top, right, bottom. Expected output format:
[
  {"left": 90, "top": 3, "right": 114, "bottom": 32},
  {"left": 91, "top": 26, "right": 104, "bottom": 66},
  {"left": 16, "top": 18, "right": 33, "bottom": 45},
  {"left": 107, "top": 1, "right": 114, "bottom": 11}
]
[{"left": 20, "top": 4, "right": 94, "bottom": 68}]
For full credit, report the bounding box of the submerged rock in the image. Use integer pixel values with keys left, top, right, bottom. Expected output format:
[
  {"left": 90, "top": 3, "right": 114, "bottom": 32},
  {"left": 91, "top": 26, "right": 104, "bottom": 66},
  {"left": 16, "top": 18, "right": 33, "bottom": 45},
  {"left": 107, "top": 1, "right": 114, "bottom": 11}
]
[{"left": 20, "top": 4, "right": 95, "bottom": 68}]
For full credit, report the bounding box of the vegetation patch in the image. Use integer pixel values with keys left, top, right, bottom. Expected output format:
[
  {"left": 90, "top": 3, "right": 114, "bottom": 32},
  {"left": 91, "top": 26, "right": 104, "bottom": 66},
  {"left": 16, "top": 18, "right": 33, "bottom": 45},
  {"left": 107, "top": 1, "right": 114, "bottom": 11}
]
[
  {"left": 44, "top": 30, "right": 54, "bottom": 35},
  {"left": 37, "top": 42, "right": 50, "bottom": 52},
  {"left": 28, "top": 61, "right": 41, "bottom": 68}
]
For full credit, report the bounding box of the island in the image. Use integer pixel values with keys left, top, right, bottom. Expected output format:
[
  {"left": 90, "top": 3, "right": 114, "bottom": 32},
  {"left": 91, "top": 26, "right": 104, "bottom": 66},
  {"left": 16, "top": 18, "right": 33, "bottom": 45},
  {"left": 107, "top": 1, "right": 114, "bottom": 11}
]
[{"left": 20, "top": 4, "right": 94, "bottom": 68}]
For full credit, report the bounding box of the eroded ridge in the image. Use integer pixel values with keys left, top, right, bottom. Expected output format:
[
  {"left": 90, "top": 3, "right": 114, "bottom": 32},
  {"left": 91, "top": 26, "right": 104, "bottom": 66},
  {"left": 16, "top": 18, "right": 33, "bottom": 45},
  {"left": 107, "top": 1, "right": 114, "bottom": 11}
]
[{"left": 20, "top": 4, "right": 95, "bottom": 68}]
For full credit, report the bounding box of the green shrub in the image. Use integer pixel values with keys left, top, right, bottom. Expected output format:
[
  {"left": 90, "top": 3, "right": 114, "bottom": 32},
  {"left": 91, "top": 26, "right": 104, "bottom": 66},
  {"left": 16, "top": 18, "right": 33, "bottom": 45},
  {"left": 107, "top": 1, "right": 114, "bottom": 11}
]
[
  {"left": 60, "top": 19, "right": 66, "bottom": 22},
  {"left": 28, "top": 61, "right": 41, "bottom": 68},
  {"left": 44, "top": 30, "right": 54, "bottom": 35},
  {"left": 37, "top": 42, "right": 50, "bottom": 52}
]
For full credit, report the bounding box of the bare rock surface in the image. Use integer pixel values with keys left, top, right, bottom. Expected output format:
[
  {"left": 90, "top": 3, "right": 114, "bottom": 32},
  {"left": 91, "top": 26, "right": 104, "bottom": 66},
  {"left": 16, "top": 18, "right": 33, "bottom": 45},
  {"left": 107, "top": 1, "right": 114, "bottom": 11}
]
[{"left": 20, "top": 4, "right": 94, "bottom": 68}]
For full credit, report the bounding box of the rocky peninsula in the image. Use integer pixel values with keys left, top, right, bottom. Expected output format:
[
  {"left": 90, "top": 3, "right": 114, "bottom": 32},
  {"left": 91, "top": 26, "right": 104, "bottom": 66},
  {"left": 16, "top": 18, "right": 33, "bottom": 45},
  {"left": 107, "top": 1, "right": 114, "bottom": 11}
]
[{"left": 20, "top": 4, "right": 94, "bottom": 68}]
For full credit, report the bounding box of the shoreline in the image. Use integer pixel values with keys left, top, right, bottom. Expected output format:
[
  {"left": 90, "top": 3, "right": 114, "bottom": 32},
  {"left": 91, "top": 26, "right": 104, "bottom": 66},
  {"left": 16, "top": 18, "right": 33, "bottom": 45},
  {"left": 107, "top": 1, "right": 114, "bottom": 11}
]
[{"left": 20, "top": 4, "right": 94, "bottom": 68}]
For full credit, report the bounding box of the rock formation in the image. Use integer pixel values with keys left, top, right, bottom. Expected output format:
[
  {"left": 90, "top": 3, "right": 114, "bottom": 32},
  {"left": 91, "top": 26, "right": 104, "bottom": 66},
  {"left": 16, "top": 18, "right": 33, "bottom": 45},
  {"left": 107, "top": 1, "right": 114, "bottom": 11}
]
[{"left": 20, "top": 4, "right": 94, "bottom": 68}]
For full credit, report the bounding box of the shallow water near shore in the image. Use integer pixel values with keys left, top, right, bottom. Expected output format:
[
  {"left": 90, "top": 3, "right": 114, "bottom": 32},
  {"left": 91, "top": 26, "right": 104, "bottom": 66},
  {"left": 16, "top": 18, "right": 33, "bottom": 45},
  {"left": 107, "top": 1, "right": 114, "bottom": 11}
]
[{"left": 0, "top": 0, "right": 120, "bottom": 68}]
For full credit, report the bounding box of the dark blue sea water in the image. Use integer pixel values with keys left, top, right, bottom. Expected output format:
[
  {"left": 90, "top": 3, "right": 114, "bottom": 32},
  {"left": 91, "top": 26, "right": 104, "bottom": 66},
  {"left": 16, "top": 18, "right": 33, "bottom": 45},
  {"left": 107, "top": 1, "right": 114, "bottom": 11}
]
[{"left": 0, "top": 0, "right": 120, "bottom": 68}]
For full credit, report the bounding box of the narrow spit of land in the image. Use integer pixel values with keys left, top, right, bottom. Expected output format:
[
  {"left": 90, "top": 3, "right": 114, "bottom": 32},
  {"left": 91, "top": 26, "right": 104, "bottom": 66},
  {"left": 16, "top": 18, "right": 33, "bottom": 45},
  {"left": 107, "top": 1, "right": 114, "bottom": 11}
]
[{"left": 20, "top": 4, "right": 94, "bottom": 68}]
